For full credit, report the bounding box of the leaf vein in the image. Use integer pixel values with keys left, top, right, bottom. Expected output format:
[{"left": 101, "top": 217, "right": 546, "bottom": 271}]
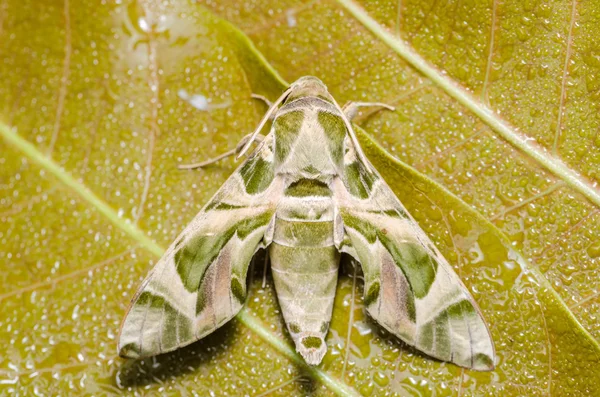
[
  {"left": 47, "top": 0, "right": 72, "bottom": 156},
  {"left": 536, "top": 294, "right": 553, "bottom": 396},
  {"left": 553, "top": 0, "right": 579, "bottom": 155},
  {"left": 336, "top": 0, "right": 600, "bottom": 209},
  {"left": 0, "top": 248, "right": 135, "bottom": 302},
  {"left": 341, "top": 264, "right": 358, "bottom": 381},
  {"left": 134, "top": 20, "right": 160, "bottom": 224},
  {"left": 490, "top": 182, "right": 564, "bottom": 221},
  {"left": 481, "top": 0, "right": 498, "bottom": 104},
  {"left": 0, "top": 122, "right": 357, "bottom": 397}
]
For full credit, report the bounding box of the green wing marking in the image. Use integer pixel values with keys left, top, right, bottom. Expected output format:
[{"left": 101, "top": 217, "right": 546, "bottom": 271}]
[
  {"left": 335, "top": 137, "right": 495, "bottom": 371},
  {"left": 118, "top": 136, "right": 281, "bottom": 359}
]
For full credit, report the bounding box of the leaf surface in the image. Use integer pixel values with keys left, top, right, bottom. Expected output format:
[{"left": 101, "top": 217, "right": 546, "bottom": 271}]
[{"left": 1, "top": 0, "right": 600, "bottom": 395}]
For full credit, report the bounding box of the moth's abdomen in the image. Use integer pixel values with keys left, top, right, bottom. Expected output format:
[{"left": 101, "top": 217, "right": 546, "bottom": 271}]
[{"left": 269, "top": 181, "right": 340, "bottom": 365}]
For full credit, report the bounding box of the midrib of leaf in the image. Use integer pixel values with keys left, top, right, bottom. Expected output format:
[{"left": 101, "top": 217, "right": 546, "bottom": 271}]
[
  {"left": 0, "top": 122, "right": 358, "bottom": 397},
  {"left": 335, "top": 0, "right": 600, "bottom": 209},
  {"left": 0, "top": 124, "right": 163, "bottom": 258}
]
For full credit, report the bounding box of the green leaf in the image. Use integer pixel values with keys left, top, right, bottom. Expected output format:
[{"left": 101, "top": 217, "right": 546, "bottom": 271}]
[{"left": 1, "top": 1, "right": 600, "bottom": 396}]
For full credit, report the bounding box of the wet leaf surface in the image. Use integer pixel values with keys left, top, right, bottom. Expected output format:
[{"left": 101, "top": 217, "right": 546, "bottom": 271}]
[{"left": 1, "top": 0, "right": 600, "bottom": 395}]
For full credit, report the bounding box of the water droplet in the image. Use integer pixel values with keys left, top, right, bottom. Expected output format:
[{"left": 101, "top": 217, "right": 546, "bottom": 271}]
[
  {"left": 373, "top": 371, "right": 389, "bottom": 387},
  {"left": 587, "top": 241, "right": 600, "bottom": 258},
  {"left": 353, "top": 321, "right": 372, "bottom": 336},
  {"left": 178, "top": 89, "right": 231, "bottom": 111},
  {"left": 286, "top": 10, "right": 297, "bottom": 27},
  {"left": 359, "top": 381, "right": 374, "bottom": 396},
  {"left": 72, "top": 304, "right": 80, "bottom": 320},
  {"left": 138, "top": 17, "right": 150, "bottom": 32}
]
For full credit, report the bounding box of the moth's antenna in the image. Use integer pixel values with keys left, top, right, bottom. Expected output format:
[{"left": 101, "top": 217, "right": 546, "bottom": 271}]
[
  {"left": 331, "top": 98, "right": 372, "bottom": 170},
  {"left": 236, "top": 85, "right": 294, "bottom": 159}
]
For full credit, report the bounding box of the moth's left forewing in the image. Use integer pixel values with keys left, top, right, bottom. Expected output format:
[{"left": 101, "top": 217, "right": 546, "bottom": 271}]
[
  {"left": 334, "top": 136, "right": 495, "bottom": 371},
  {"left": 118, "top": 135, "right": 282, "bottom": 359}
]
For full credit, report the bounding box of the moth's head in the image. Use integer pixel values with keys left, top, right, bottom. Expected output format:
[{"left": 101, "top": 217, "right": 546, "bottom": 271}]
[{"left": 285, "top": 76, "right": 332, "bottom": 103}]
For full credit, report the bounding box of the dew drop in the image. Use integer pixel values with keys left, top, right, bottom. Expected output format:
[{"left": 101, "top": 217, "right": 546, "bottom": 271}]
[
  {"left": 587, "top": 241, "right": 600, "bottom": 258},
  {"left": 353, "top": 321, "right": 372, "bottom": 336},
  {"left": 286, "top": 10, "right": 297, "bottom": 27},
  {"left": 138, "top": 17, "right": 150, "bottom": 32}
]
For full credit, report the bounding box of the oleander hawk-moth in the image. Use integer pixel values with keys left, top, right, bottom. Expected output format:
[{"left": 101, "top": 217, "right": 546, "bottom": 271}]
[{"left": 118, "top": 76, "right": 495, "bottom": 370}]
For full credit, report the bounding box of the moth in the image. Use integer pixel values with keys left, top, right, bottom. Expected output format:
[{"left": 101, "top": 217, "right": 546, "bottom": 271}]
[{"left": 118, "top": 76, "right": 495, "bottom": 370}]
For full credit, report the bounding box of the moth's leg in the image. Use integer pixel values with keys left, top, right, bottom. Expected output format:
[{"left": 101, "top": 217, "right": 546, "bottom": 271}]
[
  {"left": 178, "top": 94, "right": 272, "bottom": 170},
  {"left": 178, "top": 133, "right": 265, "bottom": 170},
  {"left": 252, "top": 93, "right": 282, "bottom": 122},
  {"left": 262, "top": 253, "right": 269, "bottom": 289},
  {"left": 342, "top": 101, "right": 395, "bottom": 121},
  {"left": 251, "top": 93, "right": 273, "bottom": 109}
]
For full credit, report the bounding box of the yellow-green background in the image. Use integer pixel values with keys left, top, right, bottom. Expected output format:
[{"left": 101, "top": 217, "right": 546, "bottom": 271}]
[{"left": 1, "top": 0, "right": 600, "bottom": 395}]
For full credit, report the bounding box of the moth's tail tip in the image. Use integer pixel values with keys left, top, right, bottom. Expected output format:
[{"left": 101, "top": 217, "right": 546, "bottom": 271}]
[
  {"left": 299, "top": 347, "right": 326, "bottom": 366},
  {"left": 297, "top": 336, "right": 327, "bottom": 365}
]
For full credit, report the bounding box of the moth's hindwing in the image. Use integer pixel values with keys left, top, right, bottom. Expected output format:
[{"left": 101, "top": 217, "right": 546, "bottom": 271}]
[
  {"left": 335, "top": 134, "right": 495, "bottom": 371},
  {"left": 118, "top": 134, "right": 281, "bottom": 358}
]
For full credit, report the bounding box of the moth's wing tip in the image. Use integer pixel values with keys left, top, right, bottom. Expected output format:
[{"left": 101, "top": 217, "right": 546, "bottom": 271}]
[
  {"left": 478, "top": 356, "right": 496, "bottom": 372},
  {"left": 469, "top": 362, "right": 495, "bottom": 372},
  {"left": 462, "top": 352, "right": 496, "bottom": 372},
  {"left": 117, "top": 342, "right": 143, "bottom": 359},
  {"left": 480, "top": 362, "right": 496, "bottom": 372}
]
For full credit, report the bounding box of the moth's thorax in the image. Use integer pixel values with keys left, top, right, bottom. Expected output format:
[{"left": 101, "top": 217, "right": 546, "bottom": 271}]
[{"left": 272, "top": 96, "right": 347, "bottom": 177}]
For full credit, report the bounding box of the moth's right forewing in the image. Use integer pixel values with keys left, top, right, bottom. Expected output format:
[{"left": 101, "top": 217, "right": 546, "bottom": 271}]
[
  {"left": 118, "top": 134, "right": 282, "bottom": 359},
  {"left": 335, "top": 137, "right": 495, "bottom": 371}
]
